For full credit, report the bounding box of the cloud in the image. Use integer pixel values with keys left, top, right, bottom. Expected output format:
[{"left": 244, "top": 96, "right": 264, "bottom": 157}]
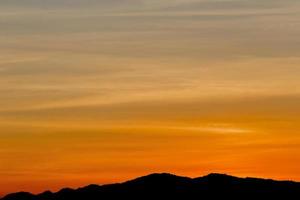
[{"left": 167, "top": 124, "right": 252, "bottom": 134}]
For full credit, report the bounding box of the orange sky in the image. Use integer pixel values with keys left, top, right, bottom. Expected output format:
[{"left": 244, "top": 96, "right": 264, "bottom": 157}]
[{"left": 1, "top": 0, "right": 300, "bottom": 196}]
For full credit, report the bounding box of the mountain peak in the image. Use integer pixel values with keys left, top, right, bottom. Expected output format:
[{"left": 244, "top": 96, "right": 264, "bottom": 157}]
[
  {"left": 124, "top": 173, "right": 191, "bottom": 187},
  {"left": 2, "top": 173, "right": 300, "bottom": 200},
  {"left": 201, "top": 173, "right": 238, "bottom": 179},
  {"left": 127, "top": 173, "right": 188, "bottom": 182}
]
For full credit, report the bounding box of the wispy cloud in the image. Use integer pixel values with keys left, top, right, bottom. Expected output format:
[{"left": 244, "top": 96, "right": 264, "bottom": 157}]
[{"left": 166, "top": 124, "right": 253, "bottom": 134}]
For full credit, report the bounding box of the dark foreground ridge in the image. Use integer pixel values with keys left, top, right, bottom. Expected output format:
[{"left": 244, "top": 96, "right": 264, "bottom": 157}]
[{"left": 2, "top": 173, "right": 300, "bottom": 200}]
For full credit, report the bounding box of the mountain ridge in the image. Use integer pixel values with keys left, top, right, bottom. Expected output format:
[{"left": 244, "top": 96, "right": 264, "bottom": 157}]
[{"left": 2, "top": 173, "right": 300, "bottom": 200}]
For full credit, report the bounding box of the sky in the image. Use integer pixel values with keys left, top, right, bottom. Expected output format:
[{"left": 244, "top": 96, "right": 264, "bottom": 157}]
[{"left": 0, "top": 0, "right": 300, "bottom": 196}]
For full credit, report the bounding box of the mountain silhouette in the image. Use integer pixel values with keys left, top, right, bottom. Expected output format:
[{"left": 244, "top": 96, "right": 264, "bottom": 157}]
[{"left": 2, "top": 173, "right": 300, "bottom": 200}]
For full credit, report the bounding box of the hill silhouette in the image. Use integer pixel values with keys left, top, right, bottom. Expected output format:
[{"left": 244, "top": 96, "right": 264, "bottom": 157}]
[{"left": 2, "top": 173, "right": 300, "bottom": 200}]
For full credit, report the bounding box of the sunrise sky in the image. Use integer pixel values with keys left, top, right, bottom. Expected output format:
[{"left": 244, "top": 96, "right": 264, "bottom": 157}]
[{"left": 1, "top": 0, "right": 300, "bottom": 196}]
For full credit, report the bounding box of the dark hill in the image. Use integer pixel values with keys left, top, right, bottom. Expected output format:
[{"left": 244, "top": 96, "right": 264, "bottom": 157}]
[{"left": 2, "top": 173, "right": 300, "bottom": 200}]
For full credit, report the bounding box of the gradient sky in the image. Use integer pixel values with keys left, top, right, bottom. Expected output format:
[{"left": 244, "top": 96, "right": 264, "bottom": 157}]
[{"left": 1, "top": 0, "right": 300, "bottom": 196}]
